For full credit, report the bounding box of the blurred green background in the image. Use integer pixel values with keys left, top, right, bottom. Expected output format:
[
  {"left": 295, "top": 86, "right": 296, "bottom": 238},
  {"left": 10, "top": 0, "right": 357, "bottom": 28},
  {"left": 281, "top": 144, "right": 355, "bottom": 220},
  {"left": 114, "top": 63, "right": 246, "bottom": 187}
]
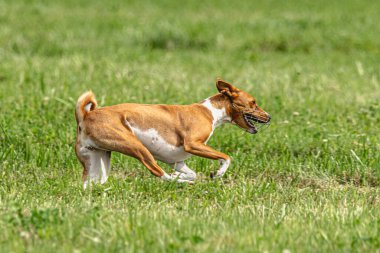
[{"left": 0, "top": 0, "right": 379, "bottom": 252}]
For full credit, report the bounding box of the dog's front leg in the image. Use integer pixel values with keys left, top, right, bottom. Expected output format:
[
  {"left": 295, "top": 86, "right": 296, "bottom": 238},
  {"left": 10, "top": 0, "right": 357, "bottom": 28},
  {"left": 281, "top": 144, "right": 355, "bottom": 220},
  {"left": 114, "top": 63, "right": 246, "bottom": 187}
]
[{"left": 183, "top": 142, "right": 230, "bottom": 178}]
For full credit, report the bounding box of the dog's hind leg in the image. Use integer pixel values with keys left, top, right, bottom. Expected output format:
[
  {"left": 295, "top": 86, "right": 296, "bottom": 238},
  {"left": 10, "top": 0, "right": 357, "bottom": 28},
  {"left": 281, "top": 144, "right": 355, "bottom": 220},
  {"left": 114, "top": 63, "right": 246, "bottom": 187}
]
[
  {"left": 76, "top": 145, "right": 111, "bottom": 189},
  {"left": 170, "top": 162, "right": 196, "bottom": 182},
  {"left": 87, "top": 126, "right": 176, "bottom": 182}
]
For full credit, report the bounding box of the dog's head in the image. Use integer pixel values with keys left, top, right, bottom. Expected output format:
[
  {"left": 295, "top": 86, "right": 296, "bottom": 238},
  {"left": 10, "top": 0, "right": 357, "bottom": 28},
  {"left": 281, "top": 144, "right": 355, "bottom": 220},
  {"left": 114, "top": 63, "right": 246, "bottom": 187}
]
[{"left": 216, "top": 79, "right": 271, "bottom": 134}]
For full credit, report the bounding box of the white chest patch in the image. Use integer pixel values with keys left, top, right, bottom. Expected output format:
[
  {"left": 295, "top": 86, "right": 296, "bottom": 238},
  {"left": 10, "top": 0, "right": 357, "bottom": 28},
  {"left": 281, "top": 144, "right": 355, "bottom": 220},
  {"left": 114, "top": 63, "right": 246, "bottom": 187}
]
[
  {"left": 201, "top": 98, "right": 231, "bottom": 142},
  {"left": 127, "top": 123, "right": 191, "bottom": 164}
]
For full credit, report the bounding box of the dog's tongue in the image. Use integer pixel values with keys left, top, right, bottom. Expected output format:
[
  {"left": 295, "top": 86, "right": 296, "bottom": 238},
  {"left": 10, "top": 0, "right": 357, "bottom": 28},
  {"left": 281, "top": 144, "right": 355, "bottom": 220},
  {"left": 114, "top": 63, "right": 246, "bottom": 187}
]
[{"left": 248, "top": 128, "right": 257, "bottom": 134}]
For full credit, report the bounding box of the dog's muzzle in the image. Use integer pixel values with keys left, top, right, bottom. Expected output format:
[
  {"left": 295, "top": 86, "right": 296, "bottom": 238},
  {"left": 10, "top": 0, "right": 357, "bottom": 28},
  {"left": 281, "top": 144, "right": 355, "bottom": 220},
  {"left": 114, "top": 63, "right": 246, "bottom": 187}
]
[{"left": 243, "top": 113, "right": 271, "bottom": 134}]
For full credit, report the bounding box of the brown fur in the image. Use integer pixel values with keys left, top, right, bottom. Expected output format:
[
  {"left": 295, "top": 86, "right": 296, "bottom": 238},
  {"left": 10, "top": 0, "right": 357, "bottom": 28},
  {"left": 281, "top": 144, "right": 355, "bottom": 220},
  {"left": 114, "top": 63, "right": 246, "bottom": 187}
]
[
  {"left": 215, "top": 79, "right": 270, "bottom": 130},
  {"left": 75, "top": 79, "right": 270, "bottom": 184}
]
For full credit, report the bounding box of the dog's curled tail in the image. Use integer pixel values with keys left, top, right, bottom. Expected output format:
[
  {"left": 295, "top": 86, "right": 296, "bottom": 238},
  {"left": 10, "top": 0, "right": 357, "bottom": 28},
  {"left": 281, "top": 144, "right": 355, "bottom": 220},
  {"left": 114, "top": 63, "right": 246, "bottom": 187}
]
[{"left": 75, "top": 91, "right": 97, "bottom": 123}]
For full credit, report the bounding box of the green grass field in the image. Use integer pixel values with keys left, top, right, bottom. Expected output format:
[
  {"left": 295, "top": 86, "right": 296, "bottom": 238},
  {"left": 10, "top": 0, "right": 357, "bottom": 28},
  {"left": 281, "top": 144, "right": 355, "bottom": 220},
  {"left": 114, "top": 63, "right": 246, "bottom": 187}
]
[{"left": 1, "top": 0, "right": 380, "bottom": 252}]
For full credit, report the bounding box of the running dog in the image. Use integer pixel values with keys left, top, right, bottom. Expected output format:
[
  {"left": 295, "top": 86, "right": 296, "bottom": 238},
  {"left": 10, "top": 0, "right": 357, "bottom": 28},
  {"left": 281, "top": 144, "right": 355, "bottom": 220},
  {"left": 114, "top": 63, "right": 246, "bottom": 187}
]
[{"left": 75, "top": 79, "right": 271, "bottom": 188}]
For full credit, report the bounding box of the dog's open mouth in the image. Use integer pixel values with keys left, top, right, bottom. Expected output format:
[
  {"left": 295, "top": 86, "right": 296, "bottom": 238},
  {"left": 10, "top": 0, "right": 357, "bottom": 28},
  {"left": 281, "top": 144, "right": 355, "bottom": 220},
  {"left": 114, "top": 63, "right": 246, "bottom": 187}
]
[{"left": 244, "top": 113, "right": 269, "bottom": 134}]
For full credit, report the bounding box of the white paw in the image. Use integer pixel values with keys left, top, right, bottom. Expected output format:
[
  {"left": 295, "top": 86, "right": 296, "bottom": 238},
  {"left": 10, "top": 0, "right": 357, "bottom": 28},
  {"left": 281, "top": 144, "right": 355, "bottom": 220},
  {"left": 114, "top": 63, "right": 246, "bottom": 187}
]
[
  {"left": 172, "top": 171, "right": 196, "bottom": 181},
  {"left": 161, "top": 173, "right": 173, "bottom": 181},
  {"left": 176, "top": 178, "right": 195, "bottom": 184},
  {"left": 171, "top": 171, "right": 182, "bottom": 178},
  {"left": 169, "top": 172, "right": 195, "bottom": 184}
]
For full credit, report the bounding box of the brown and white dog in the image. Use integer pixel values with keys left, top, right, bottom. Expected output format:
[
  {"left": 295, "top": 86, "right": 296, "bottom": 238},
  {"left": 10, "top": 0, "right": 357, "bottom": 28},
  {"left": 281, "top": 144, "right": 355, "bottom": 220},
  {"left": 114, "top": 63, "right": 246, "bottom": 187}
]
[{"left": 75, "top": 79, "right": 270, "bottom": 188}]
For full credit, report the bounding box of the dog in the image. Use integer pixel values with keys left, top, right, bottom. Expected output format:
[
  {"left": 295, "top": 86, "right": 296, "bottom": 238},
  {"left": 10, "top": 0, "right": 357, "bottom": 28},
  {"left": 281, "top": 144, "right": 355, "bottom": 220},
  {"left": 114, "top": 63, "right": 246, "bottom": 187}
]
[{"left": 75, "top": 79, "right": 271, "bottom": 188}]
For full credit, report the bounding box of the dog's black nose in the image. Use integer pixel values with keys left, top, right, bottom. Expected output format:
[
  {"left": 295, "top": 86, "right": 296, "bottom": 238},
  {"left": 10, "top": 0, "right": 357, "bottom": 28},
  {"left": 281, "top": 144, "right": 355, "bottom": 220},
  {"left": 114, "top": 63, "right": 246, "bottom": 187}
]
[{"left": 267, "top": 114, "right": 271, "bottom": 122}]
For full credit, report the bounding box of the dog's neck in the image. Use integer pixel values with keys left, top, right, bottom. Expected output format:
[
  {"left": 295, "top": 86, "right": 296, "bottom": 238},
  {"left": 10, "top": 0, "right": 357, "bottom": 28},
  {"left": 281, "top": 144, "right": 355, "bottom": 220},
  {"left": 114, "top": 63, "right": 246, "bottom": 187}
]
[{"left": 201, "top": 93, "right": 233, "bottom": 128}]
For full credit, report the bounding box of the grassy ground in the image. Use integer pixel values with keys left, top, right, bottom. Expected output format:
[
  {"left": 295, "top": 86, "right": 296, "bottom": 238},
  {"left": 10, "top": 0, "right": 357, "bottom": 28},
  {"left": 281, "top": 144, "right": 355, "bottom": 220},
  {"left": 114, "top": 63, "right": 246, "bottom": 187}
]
[{"left": 1, "top": 0, "right": 380, "bottom": 252}]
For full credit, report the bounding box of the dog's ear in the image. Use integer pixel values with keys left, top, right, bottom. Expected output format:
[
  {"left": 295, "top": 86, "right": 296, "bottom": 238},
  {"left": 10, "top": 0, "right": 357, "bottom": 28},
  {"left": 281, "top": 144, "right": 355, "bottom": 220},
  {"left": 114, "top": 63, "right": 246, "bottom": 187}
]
[{"left": 216, "top": 78, "right": 239, "bottom": 98}]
